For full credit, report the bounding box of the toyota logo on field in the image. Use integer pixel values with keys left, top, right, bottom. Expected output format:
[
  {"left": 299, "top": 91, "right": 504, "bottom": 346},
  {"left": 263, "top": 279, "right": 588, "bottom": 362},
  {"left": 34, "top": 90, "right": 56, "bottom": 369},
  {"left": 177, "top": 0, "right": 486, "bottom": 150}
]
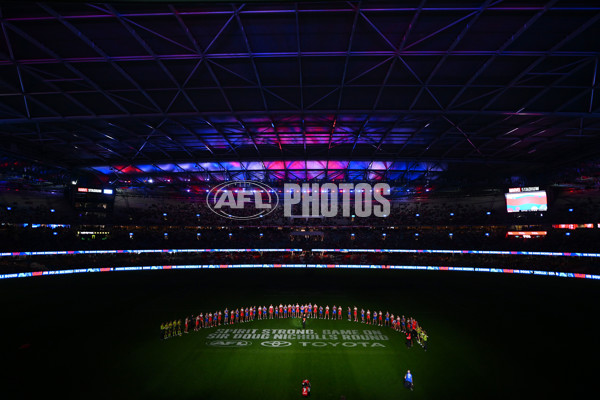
[
  {"left": 260, "top": 341, "right": 292, "bottom": 348},
  {"left": 206, "top": 340, "right": 253, "bottom": 347},
  {"left": 206, "top": 181, "right": 279, "bottom": 220}
]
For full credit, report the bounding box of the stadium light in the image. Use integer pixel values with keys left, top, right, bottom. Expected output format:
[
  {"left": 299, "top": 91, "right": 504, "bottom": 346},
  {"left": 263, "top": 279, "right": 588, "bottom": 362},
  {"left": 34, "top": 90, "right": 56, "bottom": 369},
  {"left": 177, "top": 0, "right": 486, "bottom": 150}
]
[
  {"left": 449, "top": 233, "right": 453, "bottom": 237},
  {"left": 486, "top": 211, "right": 491, "bottom": 215},
  {"left": 163, "top": 213, "right": 167, "bottom": 216},
  {"left": 6, "top": 207, "right": 11, "bottom": 211},
  {"left": 450, "top": 212, "right": 454, "bottom": 216},
  {"left": 415, "top": 233, "right": 419, "bottom": 237},
  {"left": 485, "top": 233, "right": 490, "bottom": 237},
  {"left": 565, "top": 232, "right": 571, "bottom": 236},
  {"left": 415, "top": 213, "right": 419, "bottom": 217},
  {"left": 50, "top": 209, "right": 55, "bottom": 213},
  {"left": 568, "top": 208, "right": 573, "bottom": 212},
  {"left": 53, "top": 232, "right": 58, "bottom": 236}
]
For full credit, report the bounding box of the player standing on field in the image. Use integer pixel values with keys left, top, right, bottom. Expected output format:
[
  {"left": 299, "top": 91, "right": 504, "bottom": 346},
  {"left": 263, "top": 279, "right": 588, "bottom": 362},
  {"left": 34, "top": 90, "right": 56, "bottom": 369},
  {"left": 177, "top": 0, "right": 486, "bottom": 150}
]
[{"left": 404, "top": 370, "right": 414, "bottom": 391}]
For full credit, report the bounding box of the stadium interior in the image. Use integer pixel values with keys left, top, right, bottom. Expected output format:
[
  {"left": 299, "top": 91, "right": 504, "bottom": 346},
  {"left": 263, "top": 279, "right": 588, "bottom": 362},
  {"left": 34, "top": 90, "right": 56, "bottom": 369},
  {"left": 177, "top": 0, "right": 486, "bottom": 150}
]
[{"left": 1, "top": 1, "right": 599, "bottom": 399}]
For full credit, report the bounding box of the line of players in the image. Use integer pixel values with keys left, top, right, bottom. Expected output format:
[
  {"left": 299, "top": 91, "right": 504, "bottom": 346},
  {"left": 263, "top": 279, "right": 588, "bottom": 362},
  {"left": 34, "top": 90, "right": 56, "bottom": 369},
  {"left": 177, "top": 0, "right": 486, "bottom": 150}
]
[{"left": 160, "top": 304, "right": 428, "bottom": 349}]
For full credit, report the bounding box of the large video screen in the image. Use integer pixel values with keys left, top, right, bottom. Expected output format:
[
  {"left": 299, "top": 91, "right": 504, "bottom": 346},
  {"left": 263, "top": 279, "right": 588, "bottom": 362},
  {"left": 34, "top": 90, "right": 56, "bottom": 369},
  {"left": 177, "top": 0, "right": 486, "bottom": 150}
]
[{"left": 505, "top": 190, "right": 547, "bottom": 213}]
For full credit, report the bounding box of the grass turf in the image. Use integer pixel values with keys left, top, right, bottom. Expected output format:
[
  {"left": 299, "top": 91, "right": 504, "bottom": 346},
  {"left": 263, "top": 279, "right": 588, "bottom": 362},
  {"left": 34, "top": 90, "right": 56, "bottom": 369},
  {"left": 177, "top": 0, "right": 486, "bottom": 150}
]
[{"left": 2, "top": 268, "right": 598, "bottom": 399}]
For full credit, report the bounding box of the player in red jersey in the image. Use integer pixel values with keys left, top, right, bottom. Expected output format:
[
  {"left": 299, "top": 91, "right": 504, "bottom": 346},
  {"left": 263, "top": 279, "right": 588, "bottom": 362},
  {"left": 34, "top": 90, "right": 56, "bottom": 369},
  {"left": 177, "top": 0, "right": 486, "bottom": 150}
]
[
  {"left": 195, "top": 314, "right": 201, "bottom": 331},
  {"left": 269, "top": 304, "right": 274, "bottom": 319},
  {"left": 325, "top": 305, "right": 330, "bottom": 320},
  {"left": 366, "top": 309, "right": 371, "bottom": 324},
  {"left": 301, "top": 379, "right": 311, "bottom": 397},
  {"left": 354, "top": 306, "right": 358, "bottom": 322},
  {"left": 313, "top": 304, "right": 317, "bottom": 318}
]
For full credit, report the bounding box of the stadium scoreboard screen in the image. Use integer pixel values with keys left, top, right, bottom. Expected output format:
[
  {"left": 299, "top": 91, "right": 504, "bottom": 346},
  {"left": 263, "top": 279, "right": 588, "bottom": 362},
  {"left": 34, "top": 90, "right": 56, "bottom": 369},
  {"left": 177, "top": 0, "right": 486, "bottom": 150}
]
[
  {"left": 69, "top": 186, "right": 116, "bottom": 216},
  {"left": 505, "top": 187, "right": 547, "bottom": 213}
]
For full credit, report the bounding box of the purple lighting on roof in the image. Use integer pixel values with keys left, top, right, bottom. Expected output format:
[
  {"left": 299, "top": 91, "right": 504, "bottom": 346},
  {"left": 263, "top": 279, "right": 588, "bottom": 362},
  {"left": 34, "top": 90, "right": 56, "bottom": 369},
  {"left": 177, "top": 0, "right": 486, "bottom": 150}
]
[{"left": 88, "top": 160, "right": 446, "bottom": 183}]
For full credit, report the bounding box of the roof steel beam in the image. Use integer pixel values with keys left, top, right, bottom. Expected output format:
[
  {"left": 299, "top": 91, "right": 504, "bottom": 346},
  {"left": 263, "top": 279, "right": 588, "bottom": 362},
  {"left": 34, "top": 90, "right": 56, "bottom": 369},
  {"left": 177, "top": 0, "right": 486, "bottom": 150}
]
[{"left": 3, "top": 51, "right": 600, "bottom": 67}]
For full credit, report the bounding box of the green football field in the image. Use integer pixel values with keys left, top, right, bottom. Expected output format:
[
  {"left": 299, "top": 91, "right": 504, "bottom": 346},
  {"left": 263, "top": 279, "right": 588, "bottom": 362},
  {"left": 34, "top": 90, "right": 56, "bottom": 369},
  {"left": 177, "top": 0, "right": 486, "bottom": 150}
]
[{"left": 3, "top": 268, "right": 598, "bottom": 399}]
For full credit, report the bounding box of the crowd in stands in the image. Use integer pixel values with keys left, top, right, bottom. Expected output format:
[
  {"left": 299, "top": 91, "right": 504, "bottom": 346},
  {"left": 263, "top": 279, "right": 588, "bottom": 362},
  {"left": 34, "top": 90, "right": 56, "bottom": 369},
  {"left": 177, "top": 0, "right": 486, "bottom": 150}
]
[
  {"left": 1, "top": 248, "right": 596, "bottom": 275},
  {"left": 2, "top": 189, "right": 600, "bottom": 276},
  {"left": 1, "top": 224, "right": 599, "bottom": 253},
  {"left": 3, "top": 189, "right": 600, "bottom": 228}
]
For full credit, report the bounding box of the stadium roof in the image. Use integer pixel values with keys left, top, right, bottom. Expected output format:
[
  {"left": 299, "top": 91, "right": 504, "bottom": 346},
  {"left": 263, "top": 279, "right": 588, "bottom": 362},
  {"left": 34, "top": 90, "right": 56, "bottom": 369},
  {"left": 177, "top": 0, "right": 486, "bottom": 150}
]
[{"left": 0, "top": 1, "right": 599, "bottom": 185}]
